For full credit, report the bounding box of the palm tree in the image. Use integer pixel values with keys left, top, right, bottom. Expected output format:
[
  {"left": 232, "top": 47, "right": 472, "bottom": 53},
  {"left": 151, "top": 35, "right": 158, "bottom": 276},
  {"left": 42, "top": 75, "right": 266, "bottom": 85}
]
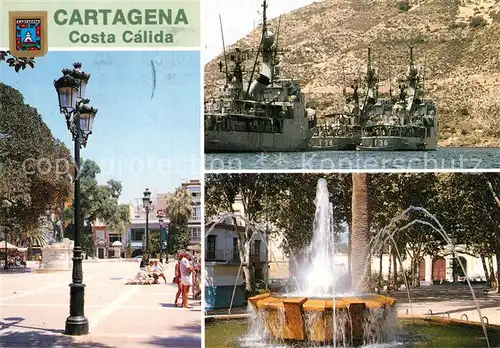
[
  {"left": 164, "top": 187, "right": 193, "bottom": 256},
  {"left": 16, "top": 226, "right": 48, "bottom": 260},
  {"left": 165, "top": 187, "right": 193, "bottom": 225},
  {"left": 351, "top": 173, "right": 371, "bottom": 292}
]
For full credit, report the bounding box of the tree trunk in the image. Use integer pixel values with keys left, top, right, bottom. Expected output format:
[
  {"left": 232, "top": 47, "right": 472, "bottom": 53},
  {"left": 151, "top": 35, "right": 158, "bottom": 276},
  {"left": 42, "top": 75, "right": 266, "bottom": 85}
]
[
  {"left": 410, "top": 258, "right": 415, "bottom": 287},
  {"left": 347, "top": 222, "right": 352, "bottom": 290},
  {"left": 387, "top": 245, "right": 392, "bottom": 293},
  {"left": 241, "top": 239, "right": 253, "bottom": 293},
  {"left": 393, "top": 249, "right": 399, "bottom": 291},
  {"left": 416, "top": 258, "right": 421, "bottom": 288},
  {"left": 27, "top": 244, "right": 33, "bottom": 261},
  {"left": 496, "top": 247, "right": 500, "bottom": 293},
  {"left": 351, "top": 173, "right": 371, "bottom": 292},
  {"left": 488, "top": 257, "right": 497, "bottom": 289},
  {"left": 481, "top": 254, "right": 490, "bottom": 287},
  {"left": 452, "top": 257, "right": 458, "bottom": 283},
  {"left": 377, "top": 251, "right": 383, "bottom": 294}
]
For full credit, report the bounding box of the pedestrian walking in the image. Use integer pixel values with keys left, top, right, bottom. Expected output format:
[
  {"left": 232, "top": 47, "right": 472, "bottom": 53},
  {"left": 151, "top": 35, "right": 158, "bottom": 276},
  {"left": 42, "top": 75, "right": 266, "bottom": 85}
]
[
  {"left": 174, "top": 253, "right": 184, "bottom": 307},
  {"left": 180, "top": 252, "right": 195, "bottom": 308}
]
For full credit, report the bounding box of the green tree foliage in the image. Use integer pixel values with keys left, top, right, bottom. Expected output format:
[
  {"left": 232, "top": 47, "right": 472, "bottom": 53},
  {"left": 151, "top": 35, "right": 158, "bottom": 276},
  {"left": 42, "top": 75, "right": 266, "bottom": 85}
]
[
  {"left": 263, "top": 173, "right": 351, "bottom": 255},
  {"left": 436, "top": 173, "right": 500, "bottom": 291},
  {"left": 62, "top": 160, "right": 130, "bottom": 255},
  {"left": 0, "top": 51, "right": 36, "bottom": 72},
  {"left": 167, "top": 224, "right": 190, "bottom": 256},
  {"left": 395, "top": 0, "right": 411, "bottom": 12},
  {"left": 370, "top": 173, "right": 445, "bottom": 289},
  {"left": 469, "top": 16, "right": 487, "bottom": 28},
  {"left": 205, "top": 174, "right": 282, "bottom": 293},
  {"left": 164, "top": 187, "right": 193, "bottom": 255},
  {"left": 0, "top": 83, "right": 72, "bottom": 243}
]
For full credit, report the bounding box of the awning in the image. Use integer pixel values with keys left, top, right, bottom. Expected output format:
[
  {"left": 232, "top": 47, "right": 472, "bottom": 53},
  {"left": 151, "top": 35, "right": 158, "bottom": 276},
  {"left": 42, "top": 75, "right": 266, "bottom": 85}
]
[
  {"left": 188, "top": 244, "right": 201, "bottom": 252},
  {"left": 0, "top": 241, "right": 19, "bottom": 250}
]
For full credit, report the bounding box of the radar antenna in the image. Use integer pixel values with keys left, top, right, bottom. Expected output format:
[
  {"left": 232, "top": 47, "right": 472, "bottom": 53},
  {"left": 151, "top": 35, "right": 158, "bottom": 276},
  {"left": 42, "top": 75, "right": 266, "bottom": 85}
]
[
  {"left": 272, "top": 15, "right": 282, "bottom": 82},
  {"left": 246, "top": 0, "right": 267, "bottom": 96}
]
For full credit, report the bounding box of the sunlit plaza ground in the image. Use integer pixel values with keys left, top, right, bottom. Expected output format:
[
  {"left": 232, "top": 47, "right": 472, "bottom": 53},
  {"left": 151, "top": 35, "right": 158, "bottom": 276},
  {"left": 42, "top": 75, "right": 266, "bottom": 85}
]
[{"left": 0, "top": 260, "right": 201, "bottom": 347}]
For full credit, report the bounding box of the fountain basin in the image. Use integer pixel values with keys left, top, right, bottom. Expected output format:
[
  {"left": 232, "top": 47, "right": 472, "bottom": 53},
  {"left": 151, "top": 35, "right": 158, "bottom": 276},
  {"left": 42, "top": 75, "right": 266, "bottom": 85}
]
[{"left": 248, "top": 293, "right": 396, "bottom": 344}]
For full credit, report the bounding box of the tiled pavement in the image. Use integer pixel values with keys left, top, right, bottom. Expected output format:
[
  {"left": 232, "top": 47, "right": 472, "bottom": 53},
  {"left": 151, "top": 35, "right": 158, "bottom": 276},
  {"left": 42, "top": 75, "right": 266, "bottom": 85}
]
[{"left": 0, "top": 260, "right": 201, "bottom": 347}]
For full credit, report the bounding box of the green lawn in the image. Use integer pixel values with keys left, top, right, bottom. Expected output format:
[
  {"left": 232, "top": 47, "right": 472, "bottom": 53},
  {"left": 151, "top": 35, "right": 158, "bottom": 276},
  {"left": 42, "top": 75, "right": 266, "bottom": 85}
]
[{"left": 205, "top": 318, "right": 500, "bottom": 347}]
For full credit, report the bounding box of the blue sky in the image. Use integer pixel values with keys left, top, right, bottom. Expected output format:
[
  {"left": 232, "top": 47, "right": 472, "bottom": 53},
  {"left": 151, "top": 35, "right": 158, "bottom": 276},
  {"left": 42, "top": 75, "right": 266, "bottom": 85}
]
[
  {"left": 204, "top": 0, "right": 316, "bottom": 62},
  {"left": 1, "top": 51, "right": 201, "bottom": 204}
]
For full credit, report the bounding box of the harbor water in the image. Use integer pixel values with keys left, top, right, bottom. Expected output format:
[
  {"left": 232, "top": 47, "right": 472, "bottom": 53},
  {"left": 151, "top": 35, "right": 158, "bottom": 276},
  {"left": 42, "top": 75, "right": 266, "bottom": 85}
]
[{"left": 205, "top": 148, "right": 500, "bottom": 170}]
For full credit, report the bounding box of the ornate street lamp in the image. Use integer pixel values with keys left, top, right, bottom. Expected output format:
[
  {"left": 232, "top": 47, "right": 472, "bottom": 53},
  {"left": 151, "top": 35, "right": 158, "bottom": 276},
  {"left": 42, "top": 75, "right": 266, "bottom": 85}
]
[
  {"left": 142, "top": 189, "right": 152, "bottom": 253},
  {"left": 54, "top": 62, "right": 97, "bottom": 336}
]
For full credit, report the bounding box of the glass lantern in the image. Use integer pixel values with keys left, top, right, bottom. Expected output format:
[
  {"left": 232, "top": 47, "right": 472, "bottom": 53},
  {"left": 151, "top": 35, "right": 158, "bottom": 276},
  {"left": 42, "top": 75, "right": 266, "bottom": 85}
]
[
  {"left": 54, "top": 71, "right": 79, "bottom": 113},
  {"left": 78, "top": 105, "right": 97, "bottom": 133},
  {"left": 143, "top": 189, "right": 152, "bottom": 209},
  {"left": 71, "top": 62, "right": 90, "bottom": 100}
]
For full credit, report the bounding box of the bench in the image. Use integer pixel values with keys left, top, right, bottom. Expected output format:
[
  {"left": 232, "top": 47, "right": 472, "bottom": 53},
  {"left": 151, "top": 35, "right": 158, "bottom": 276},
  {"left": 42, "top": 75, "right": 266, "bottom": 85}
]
[{"left": 483, "top": 288, "right": 497, "bottom": 295}]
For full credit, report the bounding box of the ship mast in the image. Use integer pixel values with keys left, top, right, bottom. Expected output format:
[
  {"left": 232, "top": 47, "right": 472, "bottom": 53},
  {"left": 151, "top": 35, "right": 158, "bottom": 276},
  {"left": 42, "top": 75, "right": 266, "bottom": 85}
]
[
  {"left": 247, "top": 0, "right": 276, "bottom": 97},
  {"left": 360, "top": 47, "right": 378, "bottom": 118},
  {"left": 365, "top": 47, "right": 378, "bottom": 102},
  {"left": 406, "top": 45, "right": 419, "bottom": 112},
  {"left": 219, "top": 14, "right": 229, "bottom": 84}
]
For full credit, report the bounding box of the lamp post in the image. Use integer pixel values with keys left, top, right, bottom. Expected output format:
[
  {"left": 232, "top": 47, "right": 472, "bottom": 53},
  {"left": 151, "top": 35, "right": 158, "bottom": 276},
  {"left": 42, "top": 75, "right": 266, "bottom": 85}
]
[
  {"left": 54, "top": 62, "right": 97, "bottom": 336},
  {"left": 157, "top": 215, "right": 166, "bottom": 263},
  {"left": 142, "top": 189, "right": 152, "bottom": 254}
]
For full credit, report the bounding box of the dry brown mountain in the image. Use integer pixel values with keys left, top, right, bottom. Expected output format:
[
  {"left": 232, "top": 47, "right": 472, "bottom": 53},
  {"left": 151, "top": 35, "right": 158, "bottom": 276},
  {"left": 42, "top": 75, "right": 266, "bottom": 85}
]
[{"left": 205, "top": 0, "right": 500, "bottom": 147}]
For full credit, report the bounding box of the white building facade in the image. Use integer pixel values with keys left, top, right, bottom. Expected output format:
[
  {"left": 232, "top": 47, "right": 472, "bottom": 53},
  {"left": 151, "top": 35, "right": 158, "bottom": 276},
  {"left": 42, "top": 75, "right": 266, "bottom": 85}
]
[{"left": 181, "top": 179, "right": 202, "bottom": 246}]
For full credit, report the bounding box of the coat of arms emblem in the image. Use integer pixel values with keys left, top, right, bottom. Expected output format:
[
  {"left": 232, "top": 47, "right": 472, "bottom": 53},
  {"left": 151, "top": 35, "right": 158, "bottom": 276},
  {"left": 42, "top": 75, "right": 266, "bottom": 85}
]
[{"left": 9, "top": 11, "right": 48, "bottom": 58}]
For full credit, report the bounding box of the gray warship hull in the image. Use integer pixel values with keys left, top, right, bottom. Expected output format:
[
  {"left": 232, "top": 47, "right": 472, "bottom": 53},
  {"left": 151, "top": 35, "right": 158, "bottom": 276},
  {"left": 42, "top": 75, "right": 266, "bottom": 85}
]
[
  {"left": 205, "top": 128, "right": 316, "bottom": 152},
  {"left": 308, "top": 136, "right": 360, "bottom": 151},
  {"left": 356, "top": 136, "right": 436, "bottom": 151}
]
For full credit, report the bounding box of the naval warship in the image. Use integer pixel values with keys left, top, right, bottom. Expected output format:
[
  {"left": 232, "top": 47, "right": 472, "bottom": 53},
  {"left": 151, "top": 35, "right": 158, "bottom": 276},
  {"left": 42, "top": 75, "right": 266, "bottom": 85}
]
[
  {"left": 357, "top": 46, "right": 438, "bottom": 151},
  {"left": 308, "top": 80, "right": 362, "bottom": 150},
  {"left": 308, "top": 48, "right": 379, "bottom": 150},
  {"left": 204, "top": 0, "right": 317, "bottom": 153}
]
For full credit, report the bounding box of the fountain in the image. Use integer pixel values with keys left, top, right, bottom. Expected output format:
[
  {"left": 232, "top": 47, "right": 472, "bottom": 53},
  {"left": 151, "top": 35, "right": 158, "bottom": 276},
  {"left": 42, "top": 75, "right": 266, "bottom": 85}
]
[
  {"left": 205, "top": 178, "right": 496, "bottom": 348},
  {"left": 247, "top": 179, "right": 396, "bottom": 345}
]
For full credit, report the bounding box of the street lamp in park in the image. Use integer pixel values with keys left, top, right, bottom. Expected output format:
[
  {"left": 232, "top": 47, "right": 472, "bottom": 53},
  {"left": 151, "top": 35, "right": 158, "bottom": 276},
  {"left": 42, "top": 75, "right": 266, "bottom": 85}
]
[
  {"left": 142, "top": 188, "right": 152, "bottom": 253},
  {"left": 54, "top": 62, "right": 97, "bottom": 336},
  {"left": 157, "top": 214, "right": 167, "bottom": 263}
]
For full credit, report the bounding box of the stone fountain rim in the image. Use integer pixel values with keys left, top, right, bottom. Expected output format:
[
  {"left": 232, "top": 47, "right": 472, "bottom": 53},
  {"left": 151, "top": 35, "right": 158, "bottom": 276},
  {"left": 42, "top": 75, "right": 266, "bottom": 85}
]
[{"left": 268, "top": 293, "right": 387, "bottom": 300}]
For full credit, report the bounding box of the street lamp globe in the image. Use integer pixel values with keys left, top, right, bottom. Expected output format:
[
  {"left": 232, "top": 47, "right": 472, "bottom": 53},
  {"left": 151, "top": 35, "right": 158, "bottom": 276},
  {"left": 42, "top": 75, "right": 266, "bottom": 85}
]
[
  {"left": 78, "top": 104, "right": 98, "bottom": 134},
  {"left": 143, "top": 189, "right": 152, "bottom": 209},
  {"left": 54, "top": 70, "right": 79, "bottom": 114},
  {"left": 71, "top": 62, "right": 90, "bottom": 100}
]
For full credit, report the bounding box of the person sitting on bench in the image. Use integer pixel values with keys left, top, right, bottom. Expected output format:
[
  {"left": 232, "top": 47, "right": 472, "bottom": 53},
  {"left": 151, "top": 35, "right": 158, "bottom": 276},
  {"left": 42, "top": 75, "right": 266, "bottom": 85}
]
[
  {"left": 146, "top": 261, "right": 159, "bottom": 284},
  {"left": 139, "top": 254, "right": 149, "bottom": 271},
  {"left": 152, "top": 260, "right": 167, "bottom": 283}
]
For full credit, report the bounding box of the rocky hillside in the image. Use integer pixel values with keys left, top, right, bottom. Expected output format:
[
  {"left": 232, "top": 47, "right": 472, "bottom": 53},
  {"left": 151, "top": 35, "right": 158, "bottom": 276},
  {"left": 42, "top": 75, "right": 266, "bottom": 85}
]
[{"left": 205, "top": 0, "right": 500, "bottom": 147}]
